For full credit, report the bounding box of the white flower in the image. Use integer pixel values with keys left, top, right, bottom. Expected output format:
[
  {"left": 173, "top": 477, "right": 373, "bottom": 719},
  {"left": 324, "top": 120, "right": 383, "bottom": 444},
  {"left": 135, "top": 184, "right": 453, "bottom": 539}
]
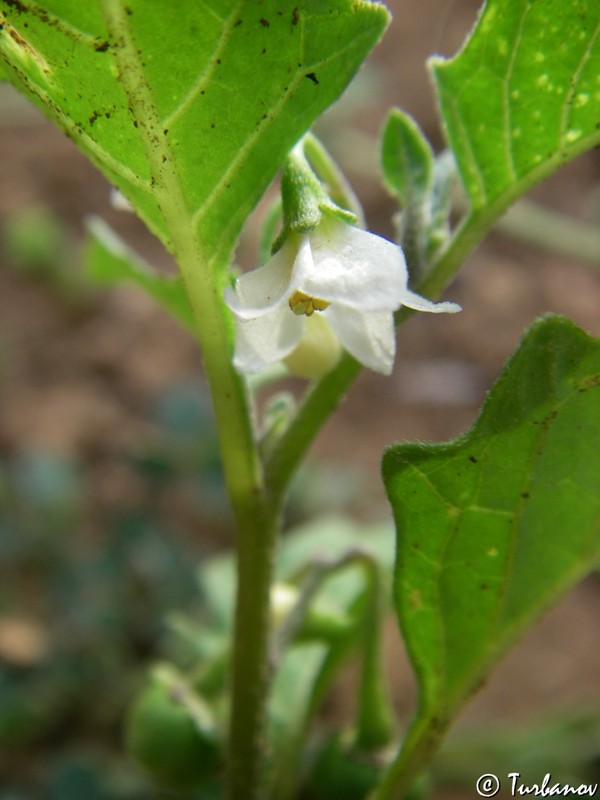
[{"left": 225, "top": 219, "right": 460, "bottom": 377}]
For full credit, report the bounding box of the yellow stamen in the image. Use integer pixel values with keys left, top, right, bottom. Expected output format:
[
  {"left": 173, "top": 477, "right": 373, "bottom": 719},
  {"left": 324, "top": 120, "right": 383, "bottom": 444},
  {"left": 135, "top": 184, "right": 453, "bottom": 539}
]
[{"left": 288, "top": 290, "right": 330, "bottom": 317}]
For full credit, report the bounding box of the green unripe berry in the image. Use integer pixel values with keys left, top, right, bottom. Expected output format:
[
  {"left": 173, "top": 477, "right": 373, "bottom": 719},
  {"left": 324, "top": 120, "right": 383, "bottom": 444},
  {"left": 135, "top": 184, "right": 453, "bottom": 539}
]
[
  {"left": 306, "top": 733, "right": 384, "bottom": 800},
  {"left": 125, "top": 678, "right": 221, "bottom": 790}
]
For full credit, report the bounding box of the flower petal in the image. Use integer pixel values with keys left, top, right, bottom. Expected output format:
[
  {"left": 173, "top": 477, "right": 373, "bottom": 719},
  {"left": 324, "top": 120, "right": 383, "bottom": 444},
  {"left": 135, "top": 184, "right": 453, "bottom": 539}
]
[
  {"left": 232, "top": 303, "right": 304, "bottom": 373},
  {"left": 325, "top": 305, "right": 396, "bottom": 375},
  {"left": 296, "top": 222, "right": 408, "bottom": 311},
  {"left": 399, "top": 288, "right": 462, "bottom": 314},
  {"left": 225, "top": 237, "right": 297, "bottom": 320}
]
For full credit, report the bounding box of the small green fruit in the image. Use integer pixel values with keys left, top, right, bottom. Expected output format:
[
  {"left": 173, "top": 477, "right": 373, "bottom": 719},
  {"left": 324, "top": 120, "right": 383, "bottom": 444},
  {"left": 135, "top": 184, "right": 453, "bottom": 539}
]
[{"left": 125, "top": 677, "right": 221, "bottom": 790}]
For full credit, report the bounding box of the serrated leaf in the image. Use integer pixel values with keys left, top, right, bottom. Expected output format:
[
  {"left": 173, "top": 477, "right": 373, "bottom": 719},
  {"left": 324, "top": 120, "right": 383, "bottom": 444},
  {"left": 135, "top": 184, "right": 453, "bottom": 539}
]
[
  {"left": 381, "top": 108, "right": 434, "bottom": 204},
  {"left": 431, "top": 0, "right": 600, "bottom": 213},
  {"left": 0, "top": 0, "right": 388, "bottom": 260},
  {"left": 383, "top": 315, "right": 600, "bottom": 735},
  {"left": 83, "top": 217, "right": 194, "bottom": 331}
]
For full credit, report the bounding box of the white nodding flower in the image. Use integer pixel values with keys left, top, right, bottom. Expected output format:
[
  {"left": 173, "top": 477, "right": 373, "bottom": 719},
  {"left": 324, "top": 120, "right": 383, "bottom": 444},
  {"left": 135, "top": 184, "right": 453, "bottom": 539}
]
[{"left": 225, "top": 218, "right": 461, "bottom": 378}]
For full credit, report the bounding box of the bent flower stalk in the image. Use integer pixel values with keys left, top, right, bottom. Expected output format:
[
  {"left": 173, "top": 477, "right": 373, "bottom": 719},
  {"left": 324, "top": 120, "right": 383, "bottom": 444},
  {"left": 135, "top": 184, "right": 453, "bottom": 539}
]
[{"left": 225, "top": 217, "right": 461, "bottom": 378}]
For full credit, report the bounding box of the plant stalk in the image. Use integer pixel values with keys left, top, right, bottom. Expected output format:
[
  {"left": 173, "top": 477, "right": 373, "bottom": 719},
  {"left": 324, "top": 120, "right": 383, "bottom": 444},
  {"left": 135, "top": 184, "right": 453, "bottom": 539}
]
[
  {"left": 101, "top": 5, "right": 278, "bottom": 797},
  {"left": 227, "top": 505, "right": 278, "bottom": 800},
  {"left": 368, "top": 712, "right": 450, "bottom": 800},
  {"left": 355, "top": 559, "right": 396, "bottom": 751}
]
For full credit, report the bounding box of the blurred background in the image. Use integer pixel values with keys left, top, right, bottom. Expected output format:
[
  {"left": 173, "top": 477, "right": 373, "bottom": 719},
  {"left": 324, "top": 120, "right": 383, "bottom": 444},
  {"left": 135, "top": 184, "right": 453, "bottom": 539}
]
[{"left": 2, "top": 0, "right": 600, "bottom": 797}]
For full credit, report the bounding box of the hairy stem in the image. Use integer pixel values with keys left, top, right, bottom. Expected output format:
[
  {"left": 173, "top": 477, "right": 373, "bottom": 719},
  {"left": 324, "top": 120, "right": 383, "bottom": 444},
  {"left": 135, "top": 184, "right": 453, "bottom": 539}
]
[
  {"left": 228, "top": 505, "right": 278, "bottom": 800},
  {"left": 101, "top": 4, "right": 276, "bottom": 796}
]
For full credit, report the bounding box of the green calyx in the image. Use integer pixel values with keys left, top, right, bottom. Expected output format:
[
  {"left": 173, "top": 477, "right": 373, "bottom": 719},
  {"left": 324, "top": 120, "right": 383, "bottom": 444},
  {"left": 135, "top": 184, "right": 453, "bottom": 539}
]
[{"left": 281, "top": 144, "right": 357, "bottom": 235}]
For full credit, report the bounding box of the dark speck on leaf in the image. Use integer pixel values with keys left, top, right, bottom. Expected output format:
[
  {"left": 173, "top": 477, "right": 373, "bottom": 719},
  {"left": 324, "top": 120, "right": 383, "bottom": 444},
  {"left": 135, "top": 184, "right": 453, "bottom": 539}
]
[
  {"left": 468, "top": 455, "right": 477, "bottom": 464},
  {"left": 211, "top": 122, "right": 216, "bottom": 129},
  {"left": 261, "top": 47, "right": 267, "bottom": 54},
  {"left": 94, "top": 40, "right": 110, "bottom": 52},
  {"left": 292, "top": 7, "right": 299, "bottom": 26},
  {"left": 234, "top": 18, "right": 242, "bottom": 27},
  {"left": 305, "top": 72, "right": 319, "bottom": 85},
  {"left": 163, "top": 128, "right": 169, "bottom": 135},
  {"left": 133, "top": 119, "right": 138, "bottom": 128},
  {"left": 162, "top": 155, "right": 167, "bottom": 163},
  {"left": 260, "top": 18, "right": 270, "bottom": 27},
  {"left": 521, "top": 491, "right": 530, "bottom": 499}
]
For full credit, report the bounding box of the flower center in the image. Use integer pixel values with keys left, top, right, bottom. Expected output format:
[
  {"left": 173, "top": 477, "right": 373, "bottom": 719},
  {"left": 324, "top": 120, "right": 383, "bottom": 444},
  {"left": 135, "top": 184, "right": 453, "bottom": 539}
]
[{"left": 288, "top": 290, "right": 330, "bottom": 317}]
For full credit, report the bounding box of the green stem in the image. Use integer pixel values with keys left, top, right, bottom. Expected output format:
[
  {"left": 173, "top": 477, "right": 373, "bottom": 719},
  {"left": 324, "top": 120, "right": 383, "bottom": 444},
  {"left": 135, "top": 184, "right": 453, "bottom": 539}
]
[
  {"left": 264, "top": 353, "right": 361, "bottom": 505},
  {"left": 228, "top": 507, "right": 278, "bottom": 800},
  {"left": 355, "top": 558, "right": 396, "bottom": 751},
  {"left": 368, "top": 712, "right": 450, "bottom": 800},
  {"left": 101, "top": 5, "right": 277, "bottom": 797},
  {"left": 270, "top": 551, "right": 385, "bottom": 800}
]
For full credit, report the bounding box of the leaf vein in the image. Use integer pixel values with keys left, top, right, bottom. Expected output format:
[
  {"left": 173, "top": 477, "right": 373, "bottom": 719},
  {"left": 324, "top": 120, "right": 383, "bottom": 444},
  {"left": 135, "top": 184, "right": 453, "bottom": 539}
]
[
  {"left": 447, "top": 91, "right": 488, "bottom": 207},
  {"left": 1, "top": 59, "right": 152, "bottom": 194},
  {"left": 161, "top": 1, "right": 243, "bottom": 129},
  {"left": 194, "top": 24, "right": 377, "bottom": 239},
  {"left": 501, "top": 3, "right": 531, "bottom": 183},
  {"left": 559, "top": 10, "right": 600, "bottom": 144}
]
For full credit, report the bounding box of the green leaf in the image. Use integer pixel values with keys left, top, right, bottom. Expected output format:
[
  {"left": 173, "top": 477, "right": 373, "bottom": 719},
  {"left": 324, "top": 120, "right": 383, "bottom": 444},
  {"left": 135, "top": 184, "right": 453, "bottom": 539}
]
[
  {"left": 431, "top": 0, "right": 600, "bottom": 213},
  {"left": 380, "top": 109, "right": 443, "bottom": 278},
  {"left": 381, "top": 108, "right": 434, "bottom": 204},
  {"left": 382, "top": 315, "right": 600, "bottom": 755},
  {"left": 0, "top": 0, "right": 389, "bottom": 258},
  {"left": 83, "top": 217, "right": 195, "bottom": 331},
  {"left": 269, "top": 641, "right": 330, "bottom": 798}
]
